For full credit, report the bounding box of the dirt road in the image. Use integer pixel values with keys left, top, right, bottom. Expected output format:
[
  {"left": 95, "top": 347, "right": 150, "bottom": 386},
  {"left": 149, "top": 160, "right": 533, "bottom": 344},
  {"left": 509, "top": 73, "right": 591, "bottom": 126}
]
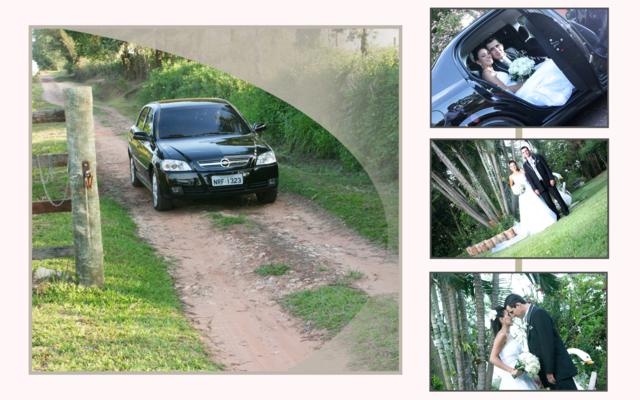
[{"left": 39, "top": 74, "right": 399, "bottom": 372}]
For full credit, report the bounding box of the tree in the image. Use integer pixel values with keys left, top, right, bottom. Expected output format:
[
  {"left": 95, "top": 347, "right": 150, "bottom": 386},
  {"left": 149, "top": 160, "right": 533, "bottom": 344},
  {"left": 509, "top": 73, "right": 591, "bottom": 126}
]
[
  {"left": 473, "top": 273, "right": 487, "bottom": 389},
  {"left": 431, "top": 9, "right": 485, "bottom": 64}
]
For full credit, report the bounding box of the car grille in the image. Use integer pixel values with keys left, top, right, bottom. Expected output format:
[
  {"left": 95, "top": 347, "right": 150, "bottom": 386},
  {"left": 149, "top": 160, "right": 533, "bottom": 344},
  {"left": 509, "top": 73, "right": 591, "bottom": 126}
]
[{"left": 196, "top": 155, "right": 253, "bottom": 169}]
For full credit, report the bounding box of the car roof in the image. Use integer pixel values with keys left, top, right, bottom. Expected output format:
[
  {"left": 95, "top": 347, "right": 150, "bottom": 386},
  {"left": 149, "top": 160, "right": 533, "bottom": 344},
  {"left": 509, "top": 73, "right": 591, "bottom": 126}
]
[{"left": 149, "top": 98, "right": 231, "bottom": 109}]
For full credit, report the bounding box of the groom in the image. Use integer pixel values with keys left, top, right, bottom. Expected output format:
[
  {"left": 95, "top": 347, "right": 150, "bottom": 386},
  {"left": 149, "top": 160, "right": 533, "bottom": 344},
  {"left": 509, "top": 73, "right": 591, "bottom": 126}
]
[
  {"left": 504, "top": 294, "right": 577, "bottom": 390},
  {"left": 485, "top": 37, "right": 545, "bottom": 74},
  {"left": 521, "top": 146, "right": 570, "bottom": 219}
]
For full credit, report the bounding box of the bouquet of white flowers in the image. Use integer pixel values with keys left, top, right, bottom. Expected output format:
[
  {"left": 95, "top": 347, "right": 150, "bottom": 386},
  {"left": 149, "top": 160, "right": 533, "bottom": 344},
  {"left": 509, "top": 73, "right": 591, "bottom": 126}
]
[
  {"left": 513, "top": 351, "right": 541, "bottom": 377},
  {"left": 509, "top": 57, "right": 535, "bottom": 82},
  {"left": 511, "top": 182, "right": 526, "bottom": 196}
]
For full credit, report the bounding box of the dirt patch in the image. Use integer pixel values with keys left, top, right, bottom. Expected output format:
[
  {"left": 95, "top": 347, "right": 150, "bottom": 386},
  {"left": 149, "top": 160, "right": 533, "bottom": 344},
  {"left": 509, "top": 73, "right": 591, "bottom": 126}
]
[{"left": 38, "top": 73, "right": 399, "bottom": 372}]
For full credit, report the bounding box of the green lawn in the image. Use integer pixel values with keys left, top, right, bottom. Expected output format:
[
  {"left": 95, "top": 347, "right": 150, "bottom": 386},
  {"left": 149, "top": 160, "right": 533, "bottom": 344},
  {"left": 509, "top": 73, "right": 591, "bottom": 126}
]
[
  {"left": 32, "top": 200, "right": 222, "bottom": 372},
  {"left": 488, "top": 171, "right": 608, "bottom": 258},
  {"left": 279, "top": 161, "right": 393, "bottom": 249}
]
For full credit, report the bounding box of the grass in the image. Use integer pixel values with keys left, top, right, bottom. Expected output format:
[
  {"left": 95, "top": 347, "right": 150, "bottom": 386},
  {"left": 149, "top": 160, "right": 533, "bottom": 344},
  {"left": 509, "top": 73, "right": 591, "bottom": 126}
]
[
  {"left": 279, "top": 160, "right": 391, "bottom": 248},
  {"left": 32, "top": 199, "right": 222, "bottom": 372},
  {"left": 335, "top": 270, "right": 366, "bottom": 286},
  {"left": 344, "top": 295, "right": 399, "bottom": 371},
  {"left": 31, "top": 75, "right": 60, "bottom": 111},
  {"left": 31, "top": 80, "right": 220, "bottom": 371},
  {"left": 254, "top": 263, "right": 290, "bottom": 276},
  {"left": 209, "top": 211, "right": 248, "bottom": 227},
  {"left": 487, "top": 171, "right": 608, "bottom": 258},
  {"left": 281, "top": 284, "right": 369, "bottom": 337}
]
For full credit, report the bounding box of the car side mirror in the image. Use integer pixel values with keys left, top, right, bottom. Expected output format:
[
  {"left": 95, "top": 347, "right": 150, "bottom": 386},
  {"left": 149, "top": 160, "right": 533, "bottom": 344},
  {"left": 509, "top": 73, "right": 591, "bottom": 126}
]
[
  {"left": 253, "top": 122, "right": 267, "bottom": 132},
  {"left": 132, "top": 129, "right": 150, "bottom": 141}
]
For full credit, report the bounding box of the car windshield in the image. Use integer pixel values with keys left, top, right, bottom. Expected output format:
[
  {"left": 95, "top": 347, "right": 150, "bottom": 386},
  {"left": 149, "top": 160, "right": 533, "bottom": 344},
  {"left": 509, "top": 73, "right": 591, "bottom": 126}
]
[{"left": 157, "top": 104, "right": 252, "bottom": 139}]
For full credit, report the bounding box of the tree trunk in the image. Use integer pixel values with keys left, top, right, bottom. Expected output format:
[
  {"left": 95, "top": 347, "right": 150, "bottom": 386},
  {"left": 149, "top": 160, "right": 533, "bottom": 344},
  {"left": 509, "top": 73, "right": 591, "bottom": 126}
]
[
  {"left": 430, "top": 283, "right": 453, "bottom": 390},
  {"left": 485, "top": 273, "right": 501, "bottom": 389},
  {"left": 457, "top": 293, "right": 473, "bottom": 390},
  {"left": 473, "top": 273, "right": 487, "bottom": 390},
  {"left": 444, "top": 283, "right": 465, "bottom": 390},
  {"left": 432, "top": 173, "right": 492, "bottom": 228},
  {"left": 435, "top": 279, "right": 457, "bottom": 388},
  {"left": 453, "top": 146, "right": 500, "bottom": 223}
]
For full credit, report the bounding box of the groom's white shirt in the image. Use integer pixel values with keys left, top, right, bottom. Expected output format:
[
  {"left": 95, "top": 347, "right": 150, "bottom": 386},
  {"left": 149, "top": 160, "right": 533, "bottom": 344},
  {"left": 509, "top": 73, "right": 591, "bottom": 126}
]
[
  {"left": 527, "top": 157, "right": 544, "bottom": 181},
  {"left": 523, "top": 304, "right": 533, "bottom": 326}
]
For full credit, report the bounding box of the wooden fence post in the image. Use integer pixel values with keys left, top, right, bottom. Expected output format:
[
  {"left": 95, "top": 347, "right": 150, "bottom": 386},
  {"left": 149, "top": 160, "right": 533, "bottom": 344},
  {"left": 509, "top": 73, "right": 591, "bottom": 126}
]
[{"left": 65, "top": 87, "right": 104, "bottom": 287}]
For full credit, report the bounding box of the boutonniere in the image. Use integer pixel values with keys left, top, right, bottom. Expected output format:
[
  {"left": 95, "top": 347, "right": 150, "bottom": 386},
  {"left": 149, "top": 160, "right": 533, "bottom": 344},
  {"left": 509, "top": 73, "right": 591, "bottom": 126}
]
[{"left": 527, "top": 325, "right": 533, "bottom": 332}]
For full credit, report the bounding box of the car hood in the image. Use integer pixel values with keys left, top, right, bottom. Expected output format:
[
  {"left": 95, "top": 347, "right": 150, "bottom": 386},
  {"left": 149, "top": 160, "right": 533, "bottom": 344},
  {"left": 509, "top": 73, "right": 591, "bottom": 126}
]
[{"left": 157, "top": 134, "right": 268, "bottom": 162}]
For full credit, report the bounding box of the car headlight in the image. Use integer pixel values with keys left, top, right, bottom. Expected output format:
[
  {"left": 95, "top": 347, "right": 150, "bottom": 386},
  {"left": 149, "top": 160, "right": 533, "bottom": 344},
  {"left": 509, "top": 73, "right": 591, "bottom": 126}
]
[
  {"left": 256, "top": 151, "right": 277, "bottom": 165},
  {"left": 160, "top": 159, "right": 192, "bottom": 171}
]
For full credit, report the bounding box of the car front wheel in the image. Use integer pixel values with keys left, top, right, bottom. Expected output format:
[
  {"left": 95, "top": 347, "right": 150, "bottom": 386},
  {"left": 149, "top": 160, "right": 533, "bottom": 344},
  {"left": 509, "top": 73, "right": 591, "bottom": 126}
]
[
  {"left": 256, "top": 188, "right": 277, "bottom": 204},
  {"left": 152, "top": 169, "right": 173, "bottom": 211},
  {"left": 129, "top": 155, "right": 142, "bottom": 187}
]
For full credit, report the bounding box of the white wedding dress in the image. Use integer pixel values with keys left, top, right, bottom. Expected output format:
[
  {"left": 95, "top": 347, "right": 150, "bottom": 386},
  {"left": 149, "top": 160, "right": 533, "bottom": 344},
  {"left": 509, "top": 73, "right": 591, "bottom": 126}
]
[
  {"left": 492, "top": 172, "right": 557, "bottom": 253},
  {"left": 497, "top": 59, "right": 575, "bottom": 106},
  {"left": 513, "top": 172, "right": 557, "bottom": 236},
  {"left": 497, "top": 333, "right": 539, "bottom": 390}
]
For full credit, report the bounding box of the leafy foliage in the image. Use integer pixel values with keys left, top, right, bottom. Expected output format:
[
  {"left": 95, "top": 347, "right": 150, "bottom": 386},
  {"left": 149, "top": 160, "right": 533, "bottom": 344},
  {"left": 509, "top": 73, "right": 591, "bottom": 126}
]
[
  {"left": 538, "top": 274, "right": 607, "bottom": 389},
  {"left": 431, "top": 9, "right": 485, "bottom": 65}
]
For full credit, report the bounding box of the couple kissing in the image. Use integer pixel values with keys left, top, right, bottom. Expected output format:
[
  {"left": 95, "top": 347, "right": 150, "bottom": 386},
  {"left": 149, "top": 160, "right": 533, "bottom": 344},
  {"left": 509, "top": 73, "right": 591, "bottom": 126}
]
[{"left": 490, "top": 294, "right": 577, "bottom": 391}]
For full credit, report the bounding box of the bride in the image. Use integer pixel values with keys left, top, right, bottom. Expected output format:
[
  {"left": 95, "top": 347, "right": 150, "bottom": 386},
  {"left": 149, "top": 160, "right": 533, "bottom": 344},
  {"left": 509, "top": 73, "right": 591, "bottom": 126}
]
[
  {"left": 508, "top": 160, "right": 557, "bottom": 236},
  {"left": 474, "top": 47, "right": 575, "bottom": 106},
  {"left": 489, "top": 306, "right": 539, "bottom": 390},
  {"left": 491, "top": 160, "right": 557, "bottom": 253}
]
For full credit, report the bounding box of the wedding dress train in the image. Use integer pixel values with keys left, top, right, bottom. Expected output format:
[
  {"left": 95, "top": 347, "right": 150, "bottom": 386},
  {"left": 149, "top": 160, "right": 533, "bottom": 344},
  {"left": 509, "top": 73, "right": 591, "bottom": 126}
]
[
  {"left": 497, "top": 59, "right": 575, "bottom": 106},
  {"left": 492, "top": 172, "right": 557, "bottom": 253}
]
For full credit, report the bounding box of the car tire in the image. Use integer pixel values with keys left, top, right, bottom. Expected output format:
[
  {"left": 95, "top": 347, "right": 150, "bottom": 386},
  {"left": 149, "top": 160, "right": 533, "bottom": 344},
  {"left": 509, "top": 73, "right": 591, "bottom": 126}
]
[
  {"left": 129, "top": 155, "right": 143, "bottom": 187},
  {"left": 256, "top": 188, "right": 277, "bottom": 204},
  {"left": 478, "top": 117, "right": 525, "bottom": 127},
  {"left": 152, "top": 169, "right": 173, "bottom": 211}
]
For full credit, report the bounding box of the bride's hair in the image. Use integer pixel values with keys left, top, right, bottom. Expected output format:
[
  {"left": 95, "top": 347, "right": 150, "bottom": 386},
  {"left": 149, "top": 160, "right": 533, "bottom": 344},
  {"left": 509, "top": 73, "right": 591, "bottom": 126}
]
[
  {"left": 508, "top": 159, "right": 520, "bottom": 171},
  {"left": 491, "top": 306, "right": 507, "bottom": 335},
  {"left": 473, "top": 45, "right": 488, "bottom": 63}
]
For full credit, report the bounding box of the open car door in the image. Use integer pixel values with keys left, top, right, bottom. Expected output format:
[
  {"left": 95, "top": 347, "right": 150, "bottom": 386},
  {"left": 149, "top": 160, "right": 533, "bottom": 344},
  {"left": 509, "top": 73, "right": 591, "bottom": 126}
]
[{"left": 519, "top": 8, "right": 608, "bottom": 91}]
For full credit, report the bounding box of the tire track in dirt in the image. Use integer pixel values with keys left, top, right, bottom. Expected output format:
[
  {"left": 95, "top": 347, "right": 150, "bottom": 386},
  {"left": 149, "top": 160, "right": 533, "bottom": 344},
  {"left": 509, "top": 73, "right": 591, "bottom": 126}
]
[{"left": 39, "top": 73, "right": 399, "bottom": 372}]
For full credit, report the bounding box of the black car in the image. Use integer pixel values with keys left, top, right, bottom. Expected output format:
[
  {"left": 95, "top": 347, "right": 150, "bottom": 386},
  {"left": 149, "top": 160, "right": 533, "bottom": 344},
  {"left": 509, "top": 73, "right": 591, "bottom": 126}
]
[
  {"left": 128, "top": 98, "right": 278, "bottom": 210},
  {"left": 431, "top": 8, "right": 608, "bottom": 127}
]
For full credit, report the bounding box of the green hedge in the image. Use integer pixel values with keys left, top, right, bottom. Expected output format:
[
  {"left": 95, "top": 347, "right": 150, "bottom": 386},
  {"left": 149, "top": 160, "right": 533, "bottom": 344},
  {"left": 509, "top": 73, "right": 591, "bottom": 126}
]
[{"left": 136, "top": 49, "right": 398, "bottom": 177}]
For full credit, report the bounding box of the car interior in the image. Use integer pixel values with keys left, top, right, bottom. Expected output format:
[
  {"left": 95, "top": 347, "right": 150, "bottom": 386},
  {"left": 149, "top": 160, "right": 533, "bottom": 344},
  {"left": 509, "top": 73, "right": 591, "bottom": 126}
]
[
  {"left": 462, "top": 11, "right": 545, "bottom": 79},
  {"left": 460, "top": 10, "right": 581, "bottom": 106}
]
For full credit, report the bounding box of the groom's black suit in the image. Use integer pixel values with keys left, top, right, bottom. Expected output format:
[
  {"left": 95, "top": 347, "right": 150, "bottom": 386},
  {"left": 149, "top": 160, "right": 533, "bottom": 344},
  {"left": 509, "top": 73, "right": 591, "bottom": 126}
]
[
  {"left": 523, "top": 153, "right": 570, "bottom": 218},
  {"left": 526, "top": 305, "right": 577, "bottom": 390}
]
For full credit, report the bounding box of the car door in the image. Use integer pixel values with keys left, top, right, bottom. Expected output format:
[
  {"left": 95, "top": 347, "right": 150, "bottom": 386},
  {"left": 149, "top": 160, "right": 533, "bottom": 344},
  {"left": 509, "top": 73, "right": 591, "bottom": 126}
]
[
  {"left": 129, "top": 106, "right": 155, "bottom": 182},
  {"left": 519, "top": 9, "right": 607, "bottom": 91}
]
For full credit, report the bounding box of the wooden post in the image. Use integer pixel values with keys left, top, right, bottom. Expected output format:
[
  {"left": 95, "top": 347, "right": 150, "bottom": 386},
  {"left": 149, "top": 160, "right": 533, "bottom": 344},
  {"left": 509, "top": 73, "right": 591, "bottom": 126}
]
[{"left": 65, "top": 87, "right": 104, "bottom": 287}]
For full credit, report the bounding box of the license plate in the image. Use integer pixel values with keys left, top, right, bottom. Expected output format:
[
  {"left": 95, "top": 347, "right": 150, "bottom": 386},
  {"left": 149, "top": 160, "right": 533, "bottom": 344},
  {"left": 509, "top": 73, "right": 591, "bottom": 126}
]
[{"left": 211, "top": 174, "right": 243, "bottom": 186}]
